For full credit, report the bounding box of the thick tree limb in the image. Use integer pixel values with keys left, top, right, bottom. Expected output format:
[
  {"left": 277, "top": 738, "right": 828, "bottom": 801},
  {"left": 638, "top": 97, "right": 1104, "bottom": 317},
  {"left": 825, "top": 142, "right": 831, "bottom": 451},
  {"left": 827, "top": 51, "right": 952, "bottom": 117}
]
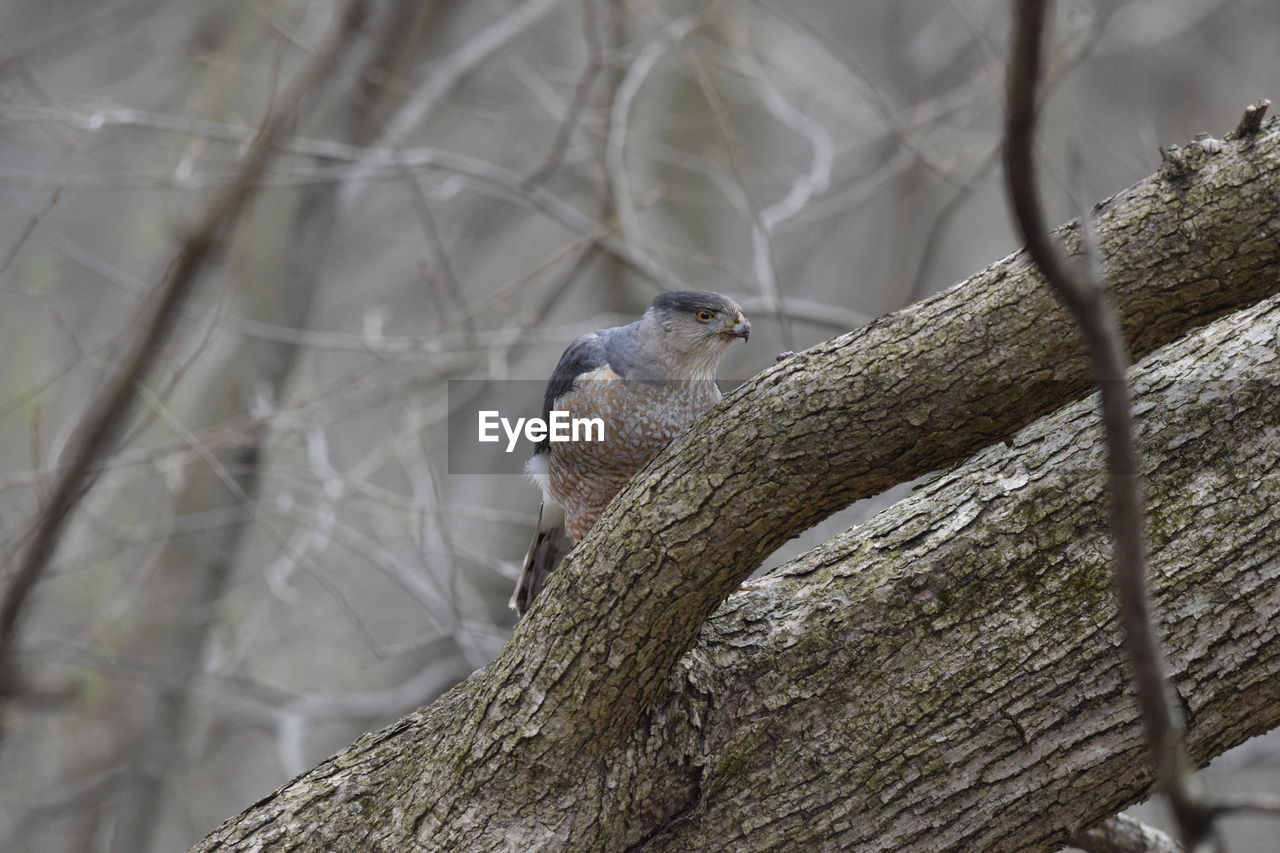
[
  {"left": 197, "top": 277, "right": 1280, "bottom": 853},
  {"left": 646, "top": 296, "right": 1280, "bottom": 850},
  {"left": 193, "top": 120, "right": 1280, "bottom": 850}
]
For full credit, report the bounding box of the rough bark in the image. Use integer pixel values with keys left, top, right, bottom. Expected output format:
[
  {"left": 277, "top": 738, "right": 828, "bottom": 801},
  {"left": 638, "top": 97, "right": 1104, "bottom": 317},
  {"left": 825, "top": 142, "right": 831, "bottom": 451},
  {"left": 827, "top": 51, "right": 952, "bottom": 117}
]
[
  {"left": 192, "top": 121, "right": 1280, "bottom": 851},
  {"left": 643, "top": 291, "right": 1280, "bottom": 851}
]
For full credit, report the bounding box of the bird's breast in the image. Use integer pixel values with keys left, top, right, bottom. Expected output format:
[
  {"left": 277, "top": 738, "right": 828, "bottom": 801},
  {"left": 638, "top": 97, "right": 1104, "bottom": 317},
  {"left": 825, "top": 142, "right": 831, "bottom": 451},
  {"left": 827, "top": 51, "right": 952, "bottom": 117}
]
[{"left": 547, "top": 368, "right": 722, "bottom": 522}]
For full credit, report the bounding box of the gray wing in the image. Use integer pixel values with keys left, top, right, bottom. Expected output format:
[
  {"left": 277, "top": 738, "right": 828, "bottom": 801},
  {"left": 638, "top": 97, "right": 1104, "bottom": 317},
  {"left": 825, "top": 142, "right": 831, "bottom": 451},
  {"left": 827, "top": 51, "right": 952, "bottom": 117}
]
[
  {"left": 514, "top": 330, "right": 609, "bottom": 616},
  {"left": 514, "top": 321, "right": 650, "bottom": 617},
  {"left": 536, "top": 331, "right": 609, "bottom": 454}
]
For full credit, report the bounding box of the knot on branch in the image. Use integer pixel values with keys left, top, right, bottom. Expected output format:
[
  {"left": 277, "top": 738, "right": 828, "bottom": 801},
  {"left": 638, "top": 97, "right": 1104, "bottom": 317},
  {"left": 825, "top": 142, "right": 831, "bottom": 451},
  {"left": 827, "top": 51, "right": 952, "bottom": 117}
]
[
  {"left": 1159, "top": 135, "right": 1222, "bottom": 181},
  {"left": 1159, "top": 144, "right": 1190, "bottom": 180}
]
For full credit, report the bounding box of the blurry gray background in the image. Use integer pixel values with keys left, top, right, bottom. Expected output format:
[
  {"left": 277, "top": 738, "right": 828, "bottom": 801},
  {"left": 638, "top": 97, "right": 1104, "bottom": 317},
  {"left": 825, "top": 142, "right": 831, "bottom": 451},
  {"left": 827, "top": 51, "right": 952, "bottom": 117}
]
[{"left": 0, "top": 1, "right": 1275, "bottom": 850}]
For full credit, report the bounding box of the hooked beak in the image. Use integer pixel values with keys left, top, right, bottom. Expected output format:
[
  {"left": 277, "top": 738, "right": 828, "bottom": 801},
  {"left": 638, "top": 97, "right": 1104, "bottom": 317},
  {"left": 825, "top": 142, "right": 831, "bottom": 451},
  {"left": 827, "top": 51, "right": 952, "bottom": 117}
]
[{"left": 725, "top": 315, "right": 751, "bottom": 342}]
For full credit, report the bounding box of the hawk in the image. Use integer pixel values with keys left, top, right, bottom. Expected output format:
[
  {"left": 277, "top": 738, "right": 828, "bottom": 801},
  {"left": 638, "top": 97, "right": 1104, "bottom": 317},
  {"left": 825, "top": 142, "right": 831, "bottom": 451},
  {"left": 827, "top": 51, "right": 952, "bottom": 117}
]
[{"left": 511, "top": 291, "right": 750, "bottom": 616}]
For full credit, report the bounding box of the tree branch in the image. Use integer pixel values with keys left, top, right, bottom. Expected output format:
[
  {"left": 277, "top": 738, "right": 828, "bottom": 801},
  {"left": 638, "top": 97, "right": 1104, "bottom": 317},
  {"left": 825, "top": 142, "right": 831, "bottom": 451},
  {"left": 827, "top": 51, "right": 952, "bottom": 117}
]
[
  {"left": 196, "top": 288, "right": 1280, "bottom": 852},
  {"left": 639, "top": 296, "right": 1280, "bottom": 851},
  {"left": 193, "top": 116, "right": 1280, "bottom": 849},
  {"left": 0, "top": 0, "right": 368, "bottom": 728}
]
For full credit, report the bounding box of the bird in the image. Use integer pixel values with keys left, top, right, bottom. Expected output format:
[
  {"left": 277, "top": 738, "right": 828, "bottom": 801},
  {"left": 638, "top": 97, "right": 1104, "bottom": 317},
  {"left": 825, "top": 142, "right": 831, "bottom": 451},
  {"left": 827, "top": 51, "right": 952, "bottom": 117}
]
[{"left": 511, "top": 291, "right": 750, "bottom": 617}]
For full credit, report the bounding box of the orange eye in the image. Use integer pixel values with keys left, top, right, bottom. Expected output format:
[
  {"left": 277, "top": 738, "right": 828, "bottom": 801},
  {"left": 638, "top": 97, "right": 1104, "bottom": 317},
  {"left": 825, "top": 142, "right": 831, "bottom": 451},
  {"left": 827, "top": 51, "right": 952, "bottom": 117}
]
[{"left": 695, "top": 310, "right": 715, "bottom": 323}]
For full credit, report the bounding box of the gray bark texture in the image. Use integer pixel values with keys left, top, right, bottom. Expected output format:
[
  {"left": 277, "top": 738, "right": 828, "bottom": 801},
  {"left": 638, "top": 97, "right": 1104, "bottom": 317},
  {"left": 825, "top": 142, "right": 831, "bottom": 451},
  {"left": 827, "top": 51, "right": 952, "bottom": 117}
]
[{"left": 192, "top": 122, "right": 1280, "bottom": 851}]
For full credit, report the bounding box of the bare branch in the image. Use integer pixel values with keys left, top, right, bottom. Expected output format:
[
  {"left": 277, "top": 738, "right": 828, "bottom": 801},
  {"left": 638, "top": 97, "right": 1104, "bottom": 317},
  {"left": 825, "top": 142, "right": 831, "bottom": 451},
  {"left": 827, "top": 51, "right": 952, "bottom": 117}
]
[
  {"left": 192, "top": 286, "right": 1280, "bottom": 851},
  {"left": 0, "top": 188, "right": 59, "bottom": 275},
  {"left": 5, "top": 106, "right": 689, "bottom": 290},
  {"left": 606, "top": 12, "right": 704, "bottom": 252},
  {"left": 1208, "top": 793, "right": 1280, "bottom": 820},
  {"left": 340, "top": 0, "right": 569, "bottom": 205},
  {"left": 676, "top": 28, "right": 796, "bottom": 349},
  {"left": 0, "top": 0, "right": 369, "bottom": 727},
  {"left": 1002, "top": 1, "right": 1215, "bottom": 848},
  {"left": 522, "top": 0, "right": 608, "bottom": 189},
  {"left": 396, "top": 163, "right": 477, "bottom": 345}
]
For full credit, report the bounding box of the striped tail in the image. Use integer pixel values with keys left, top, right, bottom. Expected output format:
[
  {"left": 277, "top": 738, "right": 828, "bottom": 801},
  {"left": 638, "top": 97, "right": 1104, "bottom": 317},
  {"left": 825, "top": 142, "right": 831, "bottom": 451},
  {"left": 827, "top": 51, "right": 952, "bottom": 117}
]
[{"left": 511, "top": 502, "right": 571, "bottom": 617}]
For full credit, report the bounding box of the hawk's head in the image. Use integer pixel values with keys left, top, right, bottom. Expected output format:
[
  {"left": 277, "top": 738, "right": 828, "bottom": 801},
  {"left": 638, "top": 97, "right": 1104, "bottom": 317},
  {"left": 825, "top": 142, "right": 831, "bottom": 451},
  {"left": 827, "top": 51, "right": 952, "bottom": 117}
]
[
  {"left": 634, "top": 291, "right": 749, "bottom": 379},
  {"left": 650, "top": 290, "right": 750, "bottom": 345}
]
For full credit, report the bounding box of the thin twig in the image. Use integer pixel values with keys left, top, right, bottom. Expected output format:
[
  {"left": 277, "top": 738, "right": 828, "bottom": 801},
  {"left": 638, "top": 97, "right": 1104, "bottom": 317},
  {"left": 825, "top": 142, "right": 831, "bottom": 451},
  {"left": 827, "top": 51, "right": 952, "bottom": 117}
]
[
  {"left": 905, "top": 148, "right": 1000, "bottom": 303},
  {"left": 0, "top": 0, "right": 369, "bottom": 725},
  {"left": 1002, "top": 1, "right": 1216, "bottom": 849},
  {"left": 396, "top": 159, "right": 477, "bottom": 346},
  {"left": 1208, "top": 792, "right": 1280, "bottom": 820},
  {"left": 606, "top": 12, "right": 703, "bottom": 252},
  {"left": 0, "top": 188, "right": 60, "bottom": 275},
  {"left": 522, "top": 0, "right": 607, "bottom": 189},
  {"left": 676, "top": 29, "right": 796, "bottom": 350},
  {"left": 340, "top": 0, "right": 569, "bottom": 207},
  {"left": 753, "top": 0, "right": 973, "bottom": 186},
  {"left": 11, "top": 105, "right": 689, "bottom": 291}
]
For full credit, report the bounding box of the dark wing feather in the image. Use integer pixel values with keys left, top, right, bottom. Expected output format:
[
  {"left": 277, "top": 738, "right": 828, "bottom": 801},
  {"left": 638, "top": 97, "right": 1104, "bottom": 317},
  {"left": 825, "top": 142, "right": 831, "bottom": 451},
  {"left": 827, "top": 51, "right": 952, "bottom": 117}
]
[
  {"left": 536, "top": 331, "right": 610, "bottom": 453},
  {"left": 515, "top": 323, "right": 640, "bottom": 617},
  {"left": 511, "top": 502, "right": 571, "bottom": 616}
]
